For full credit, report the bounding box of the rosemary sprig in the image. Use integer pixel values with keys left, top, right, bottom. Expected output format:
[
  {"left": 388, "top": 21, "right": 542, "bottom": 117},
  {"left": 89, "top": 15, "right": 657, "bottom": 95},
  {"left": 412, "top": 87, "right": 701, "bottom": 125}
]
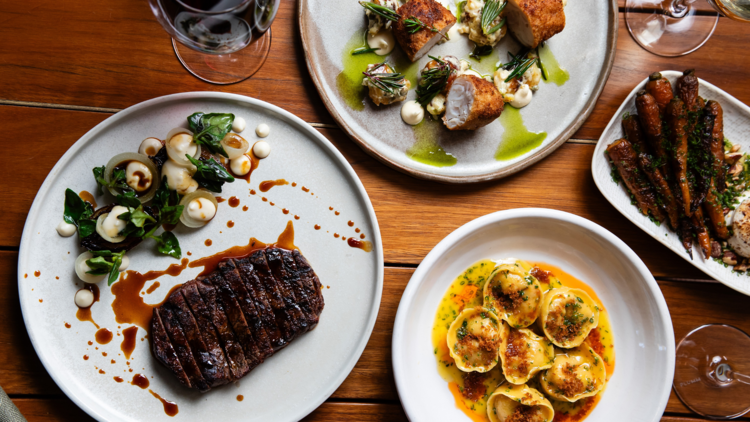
[
  {"left": 404, "top": 16, "right": 449, "bottom": 41},
  {"left": 363, "top": 64, "right": 406, "bottom": 96},
  {"left": 504, "top": 58, "right": 536, "bottom": 82},
  {"left": 352, "top": 46, "right": 379, "bottom": 55},
  {"left": 501, "top": 48, "right": 531, "bottom": 70},
  {"left": 359, "top": 1, "right": 400, "bottom": 22},
  {"left": 481, "top": 0, "right": 507, "bottom": 35},
  {"left": 416, "top": 56, "right": 454, "bottom": 106}
]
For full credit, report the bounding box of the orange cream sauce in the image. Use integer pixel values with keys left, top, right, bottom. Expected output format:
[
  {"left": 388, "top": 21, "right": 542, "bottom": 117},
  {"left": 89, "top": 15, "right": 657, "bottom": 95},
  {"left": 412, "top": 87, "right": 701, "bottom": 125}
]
[{"left": 431, "top": 259, "right": 615, "bottom": 422}]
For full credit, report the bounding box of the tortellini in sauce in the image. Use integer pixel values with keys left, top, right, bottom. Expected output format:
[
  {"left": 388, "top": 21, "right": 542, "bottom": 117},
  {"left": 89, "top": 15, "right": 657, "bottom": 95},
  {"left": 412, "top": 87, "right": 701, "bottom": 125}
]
[
  {"left": 540, "top": 345, "right": 606, "bottom": 402},
  {"left": 539, "top": 287, "right": 599, "bottom": 348},
  {"left": 447, "top": 307, "right": 506, "bottom": 372},
  {"left": 487, "top": 384, "right": 554, "bottom": 422},
  {"left": 499, "top": 328, "right": 555, "bottom": 385},
  {"left": 483, "top": 262, "right": 543, "bottom": 328}
]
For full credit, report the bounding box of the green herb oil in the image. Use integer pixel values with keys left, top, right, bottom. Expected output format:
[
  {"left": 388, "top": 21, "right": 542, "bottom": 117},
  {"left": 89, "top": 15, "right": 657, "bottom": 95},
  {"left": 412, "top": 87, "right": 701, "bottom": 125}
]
[
  {"left": 390, "top": 49, "right": 421, "bottom": 89},
  {"left": 337, "top": 31, "right": 382, "bottom": 111},
  {"left": 538, "top": 44, "right": 569, "bottom": 86},
  {"left": 407, "top": 119, "right": 457, "bottom": 167},
  {"left": 495, "top": 106, "right": 547, "bottom": 161}
]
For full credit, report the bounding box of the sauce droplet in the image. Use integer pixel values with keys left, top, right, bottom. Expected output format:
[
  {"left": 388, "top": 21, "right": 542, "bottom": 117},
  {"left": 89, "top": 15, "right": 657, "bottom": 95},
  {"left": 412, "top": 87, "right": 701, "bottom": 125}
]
[
  {"left": 242, "top": 205, "right": 248, "bottom": 212},
  {"left": 227, "top": 221, "right": 235, "bottom": 228},
  {"left": 348, "top": 221, "right": 354, "bottom": 227},
  {"left": 38, "top": 299, "right": 43, "bottom": 303},
  {"left": 301, "top": 186, "right": 310, "bottom": 192},
  {"left": 216, "top": 197, "right": 226, "bottom": 203},
  {"left": 329, "top": 207, "right": 333, "bottom": 211},
  {"left": 228, "top": 197, "right": 240, "bottom": 208},
  {"left": 294, "top": 215, "right": 300, "bottom": 220},
  {"left": 34, "top": 271, "right": 41, "bottom": 277},
  {"left": 114, "top": 376, "right": 124, "bottom": 383},
  {"left": 132, "top": 374, "right": 150, "bottom": 389},
  {"left": 64, "top": 322, "right": 71, "bottom": 328},
  {"left": 205, "top": 239, "right": 213, "bottom": 246},
  {"left": 121, "top": 326, "right": 139, "bottom": 359},
  {"left": 259, "top": 179, "right": 289, "bottom": 192},
  {"left": 335, "top": 211, "right": 340, "bottom": 216},
  {"left": 355, "top": 228, "right": 361, "bottom": 233},
  {"left": 360, "top": 233, "right": 366, "bottom": 239},
  {"left": 146, "top": 281, "right": 160, "bottom": 294},
  {"left": 292, "top": 182, "right": 297, "bottom": 187},
  {"left": 79, "top": 190, "right": 98, "bottom": 209},
  {"left": 250, "top": 189, "right": 256, "bottom": 195},
  {"left": 261, "top": 197, "right": 268, "bottom": 202},
  {"left": 237, "top": 395, "right": 244, "bottom": 402},
  {"left": 334, "top": 233, "right": 340, "bottom": 238},
  {"left": 149, "top": 390, "right": 179, "bottom": 417},
  {"left": 96, "top": 328, "right": 113, "bottom": 344},
  {"left": 347, "top": 238, "right": 373, "bottom": 252},
  {"left": 269, "top": 202, "right": 275, "bottom": 206},
  {"left": 83, "top": 355, "right": 89, "bottom": 360},
  {"left": 99, "top": 369, "right": 106, "bottom": 374},
  {"left": 282, "top": 208, "right": 289, "bottom": 215},
  {"left": 314, "top": 225, "right": 321, "bottom": 230}
]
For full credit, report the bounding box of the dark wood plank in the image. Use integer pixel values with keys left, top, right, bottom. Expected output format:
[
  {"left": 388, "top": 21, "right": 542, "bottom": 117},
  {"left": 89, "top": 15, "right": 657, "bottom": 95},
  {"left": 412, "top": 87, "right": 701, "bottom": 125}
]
[
  {"left": 0, "top": 105, "right": 713, "bottom": 279},
  {"left": 0, "top": 0, "right": 333, "bottom": 124}
]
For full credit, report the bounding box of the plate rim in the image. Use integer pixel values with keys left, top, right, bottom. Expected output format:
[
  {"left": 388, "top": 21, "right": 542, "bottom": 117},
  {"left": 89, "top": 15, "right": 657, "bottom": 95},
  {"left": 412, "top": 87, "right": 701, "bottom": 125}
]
[
  {"left": 17, "top": 91, "right": 385, "bottom": 422},
  {"left": 390, "top": 208, "right": 675, "bottom": 421},
  {"left": 298, "top": 0, "right": 619, "bottom": 184},
  {"left": 591, "top": 70, "right": 750, "bottom": 296}
]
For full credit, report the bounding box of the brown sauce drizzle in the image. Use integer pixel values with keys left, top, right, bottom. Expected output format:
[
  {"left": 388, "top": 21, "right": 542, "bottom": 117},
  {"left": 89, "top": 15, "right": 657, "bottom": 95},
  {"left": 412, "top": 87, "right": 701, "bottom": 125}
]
[
  {"left": 111, "top": 259, "right": 189, "bottom": 331},
  {"left": 99, "top": 369, "right": 106, "bottom": 374},
  {"left": 76, "top": 284, "right": 101, "bottom": 328},
  {"left": 261, "top": 197, "right": 268, "bottom": 202},
  {"left": 242, "top": 206, "right": 248, "bottom": 212},
  {"left": 301, "top": 186, "right": 310, "bottom": 192},
  {"left": 250, "top": 190, "right": 256, "bottom": 195},
  {"left": 111, "top": 359, "right": 116, "bottom": 364},
  {"left": 205, "top": 239, "right": 213, "bottom": 246},
  {"left": 79, "top": 191, "right": 97, "bottom": 209},
  {"left": 149, "top": 390, "right": 178, "bottom": 417},
  {"left": 237, "top": 395, "right": 244, "bottom": 402},
  {"left": 228, "top": 197, "right": 240, "bottom": 208},
  {"left": 227, "top": 221, "right": 235, "bottom": 228},
  {"left": 292, "top": 182, "right": 297, "bottom": 187},
  {"left": 329, "top": 207, "right": 333, "bottom": 211},
  {"left": 348, "top": 221, "right": 354, "bottom": 227},
  {"left": 95, "top": 328, "right": 113, "bottom": 344},
  {"left": 259, "top": 179, "right": 289, "bottom": 192},
  {"left": 347, "top": 238, "right": 373, "bottom": 252},
  {"left": 269, "top": 202, "right": 275, "bottom": 206},
  {"left": 114, "top": 376, "right": 124, "bottom": 383},
  {"left": 334, "top": 211, "right": 340, "bottom": 216},
  {"left": 64, "top": 322, "right": 71, "bottom": 328},
  {"left": 34, "top": 270, "right": 41, "bottom": 277},
  {"left": 333, "top": 233, "right": 340, "bottom": 238},
  {"left": 230, "top": 152, "right": 259, "bottom": 183},
  {"left": 360, "top": 234, "right": 366, "bottom": 239},
  {"left": 282, "top": 208, "right": 289, "bottom": 214},
  {"left": 189, "top": 221, "right": 297, "bottom": 277},
  {"left": 216, "top": 197, "right": 226, "bottom": 203},
  {"left": 314, "top": 225, "right": 321, "bottom": 230},
  {"left": 146, "top": 281, "right": 160, "bottom": 294},
  {"left": 355, "top": 228, "right": 361, "bottom": 233},
  {"left": 294, "top": 215, "right": 300, "bottom": 220},
  {"left": 131, "top": 374, "right": 150, "bottom": 389},
  {"left": 83, "top": 355, "right": 89, "bottom": 360},
  {"left": 121, "top": 326, "right": 139, "bottom": 359}
]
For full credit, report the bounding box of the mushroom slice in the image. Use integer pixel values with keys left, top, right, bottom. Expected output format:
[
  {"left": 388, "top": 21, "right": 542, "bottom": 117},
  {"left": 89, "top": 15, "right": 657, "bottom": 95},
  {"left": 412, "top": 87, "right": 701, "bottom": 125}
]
[
  {"left": 539, "top": 287, "right": 599, "bottom": 348},
  {"left": 483, "top": 261, "right": 543, "bottom": 328},
  {"left": 499, "top": 328, "right": 554, "bottom": 384},
  {"left": 443, "top": 75, "right": 504, "bottom": 130},
  {"left": 505, "top": 0, "right": 565, "bottom": 48},
  {"left": 540, "top": 345, "right": 606, "bottom": 402},
  {"left": 487, "top": 384, "right": 554, "bottom": 422},
  {"left": 392, "top": 0, "right": 456, "bottom": 62},
  {"left": 447, "top": 307, "right": 505, "bottom": 372}
]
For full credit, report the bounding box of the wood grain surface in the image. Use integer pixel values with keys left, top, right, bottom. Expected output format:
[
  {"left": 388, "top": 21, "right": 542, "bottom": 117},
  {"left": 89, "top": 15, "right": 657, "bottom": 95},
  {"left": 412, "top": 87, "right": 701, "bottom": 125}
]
[{"left": 2, "top": 0, "right": 750, "bottom": 420}]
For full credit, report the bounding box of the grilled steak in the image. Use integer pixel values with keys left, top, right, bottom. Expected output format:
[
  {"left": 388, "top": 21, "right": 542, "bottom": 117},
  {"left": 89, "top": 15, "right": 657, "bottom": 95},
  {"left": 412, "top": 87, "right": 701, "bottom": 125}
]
[{"left": 150, "top": 248, "right": 325, "bottom": 392}]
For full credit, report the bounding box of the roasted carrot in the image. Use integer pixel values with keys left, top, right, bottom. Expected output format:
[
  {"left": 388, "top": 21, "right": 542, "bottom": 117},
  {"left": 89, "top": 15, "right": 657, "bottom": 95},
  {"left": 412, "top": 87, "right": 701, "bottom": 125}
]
[
  {"left": 622, "top": 115, "right": 680, "bottom": 229},
  {"left": 705, "top": 100, "right": 726, "bottom": 191},
  {"left": 666, "top": 98, "right": 691, "bottom": 217},
  {"left": 677, "top": 69, "right": 700, "bottom": 112},
  {"left": 703, "top": 181, "right": 730, "bottom": 239},
  {"left": 607, "top": 139, "right": 666, "bottom": 222},
  {"left": 645, "top": 72, "right": 674, "bottom": 115},
  {"left": 677, "top": 218, "right": 694, "bottom": 259},
  {"left": 636, "top": 91, "right": 671, "bottom": 179},
  {"left": 691, "top": 207, "right": 711, "bottom": 259},
  {"left": 691, "top": 111, "right": 715, "bottom": 213}
]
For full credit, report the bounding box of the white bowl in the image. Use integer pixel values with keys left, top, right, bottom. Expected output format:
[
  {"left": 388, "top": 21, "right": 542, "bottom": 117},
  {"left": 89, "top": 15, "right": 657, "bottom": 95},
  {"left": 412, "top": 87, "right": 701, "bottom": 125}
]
[{"left": 392, "top": 208, "right": 674, "bottom": 422}]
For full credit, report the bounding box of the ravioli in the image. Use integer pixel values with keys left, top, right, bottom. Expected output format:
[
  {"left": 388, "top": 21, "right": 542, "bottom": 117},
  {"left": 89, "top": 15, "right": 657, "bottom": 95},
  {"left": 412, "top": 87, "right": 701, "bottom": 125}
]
[
  {"left": 447, "top": 307, "right": 505, "bottom": 372},
  {"left": 539, "top": 287, "right": 599, "bottom": 348},
  {"left": 483, "top": 261, "right": 543, "bottom": 328},
  {"left": 540, "top": 345, "right": 606, "bottom": 402},
  {"left": 499, "top": 328, "right": 555, "bottom": 385},
  {"left": 487, "top": 384, "right": 554, "bottom": 422}
]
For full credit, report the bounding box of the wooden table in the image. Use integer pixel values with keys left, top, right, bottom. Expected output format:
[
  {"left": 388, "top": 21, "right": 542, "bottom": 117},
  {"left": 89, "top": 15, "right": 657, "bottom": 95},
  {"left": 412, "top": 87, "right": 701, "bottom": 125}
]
[{"left": 2, "top": 1, "right": 750, "bottom": 421}]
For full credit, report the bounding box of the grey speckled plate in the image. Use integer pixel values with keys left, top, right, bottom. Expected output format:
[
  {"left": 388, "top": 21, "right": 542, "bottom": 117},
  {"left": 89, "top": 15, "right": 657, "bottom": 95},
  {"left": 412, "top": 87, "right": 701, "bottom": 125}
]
[
  {"left": 300, "top": 0, "right": 617, "bottom": 183},
  {"left": 18, "top": 92, "right": 383, "bottom": 422}
]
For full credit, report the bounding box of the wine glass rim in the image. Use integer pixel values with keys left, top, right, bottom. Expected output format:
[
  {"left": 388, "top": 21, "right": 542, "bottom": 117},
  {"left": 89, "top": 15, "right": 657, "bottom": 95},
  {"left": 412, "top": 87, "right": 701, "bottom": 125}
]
[{"left": 174, "top": 0, "right": 254, "bottom": 15}]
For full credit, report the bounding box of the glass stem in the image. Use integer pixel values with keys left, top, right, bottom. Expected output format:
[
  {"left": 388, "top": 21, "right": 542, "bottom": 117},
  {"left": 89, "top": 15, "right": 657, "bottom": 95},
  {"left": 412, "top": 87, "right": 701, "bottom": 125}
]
[
  {"left": 670, "top": 0, "right": 689, "bottom": 17},
  {"left": 731, "top": 370, "right": 750, "bottom": 386}
]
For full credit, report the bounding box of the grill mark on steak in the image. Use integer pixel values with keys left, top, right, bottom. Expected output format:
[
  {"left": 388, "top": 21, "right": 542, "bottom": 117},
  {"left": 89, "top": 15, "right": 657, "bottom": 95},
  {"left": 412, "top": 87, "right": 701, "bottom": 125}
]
[
  {"left": 248, "top": 250, "right": 305, "bottom": 342},
  {"left": 266, "top": 248, "right": 314, "bottom": 333},
  {"left": 193, "top": 279, "right": 250, "bottom": 380},
  {"left": 218, "top": 260, "right": 274, "bottom": 360},
  {"left": 151, "top": 308, "right": 191, "bottom": 388},
  {"left": 292, "top": 250, "right": 325, "bottom": 315},
  {"left": 204, "top": 272, "right": 263, "bottom": 369},
  {"left": 179, "top": 282, "right": 231, "bottom": 385},
  {"left": 167, "top": 289, "right": 229, "bottom": 387},
  {"left": 159, "top": 303, "right": 210, "bottom": 392},
  {"left": 234, "top": 257, "right": 286, "bottom": 350}
]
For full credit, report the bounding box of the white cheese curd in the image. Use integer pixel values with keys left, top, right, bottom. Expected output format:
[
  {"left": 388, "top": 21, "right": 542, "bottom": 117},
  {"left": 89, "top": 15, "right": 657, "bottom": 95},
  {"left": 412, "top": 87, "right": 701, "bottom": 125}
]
[
  {"left": 187, "top": 197, "right": 217, "bottom": 222},
  {"left": 427, "top": 94, "right": 446, "bottom": 116},
  {"left": 125, "top": 161, "right": 153, "bottom": 192},
  {"left": 75, "top": 252, "right": 106, "bottom": 284},
  {"left": 74, "top": 288, "right": 95, "bottom": 308},
  {"left": 162, "top": 160, "right": 199, "bottom": 195},
  {"left": 255, "top": 123, "right": 270, "bottom": 138},
  {"left": 253, "top": 141, "right": 271, "bottom": 159},
  {"left": 96, "top": 206, "right": 129, "bottom": 243},
  {"left": 166, "top": 132, "right": 198, "bottom": 163},
  {"left": 56, "top": 221, "right": 76, "bottom": 237},
  {"left": 119, "top": 255, "right": 130, "bottom": 272},
  {"left": 232, "top": 116, "right": 246, "bottom": 133},
  {"left": 510, "top": 84, "right": 533, "bottom": 108},
  {"left": 230, "top": 155, "right": 252, "bottom": 176},
  {"left": 401, "top": 100, "right": 425, "bottom": 125},
  {"left": 138, "top": 137, "right": 163, "bottom": 156},
  {"left": 367, "top": 30, "right": 395, "bottom": 55}
]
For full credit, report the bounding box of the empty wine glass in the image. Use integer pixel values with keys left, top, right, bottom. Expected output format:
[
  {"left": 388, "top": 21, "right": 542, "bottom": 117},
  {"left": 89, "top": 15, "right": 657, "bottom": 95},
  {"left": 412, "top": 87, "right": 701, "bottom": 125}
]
[
  {"left": 148, "top": 0, "right": 280, "bottom": 84},
  {"left": 673, "top": 324, "right": 750, "bottom": 419}
]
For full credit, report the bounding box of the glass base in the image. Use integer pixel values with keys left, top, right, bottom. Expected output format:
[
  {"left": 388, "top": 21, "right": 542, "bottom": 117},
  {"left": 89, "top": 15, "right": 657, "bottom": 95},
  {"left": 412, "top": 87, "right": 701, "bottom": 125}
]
[
  {"left": 172, "top": 29, "right": 272, "bottom": 85},
  {"left": 674, "top": 324, "right": 750, "bottom": 419},
  {"left": 625, "top": 0, "right": 719, "bottom": 57}
]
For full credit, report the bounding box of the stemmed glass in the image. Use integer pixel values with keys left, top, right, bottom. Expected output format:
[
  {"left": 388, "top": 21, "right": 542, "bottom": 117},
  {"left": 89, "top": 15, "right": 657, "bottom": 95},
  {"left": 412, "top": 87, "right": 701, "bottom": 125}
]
[
  {"left": 625, "top": 0, "right": 750, "bottom": 57},
  {"left": 673, "top": 324, "right": 750, "bottom": 419},
  {"left": 148, "top": 0, "right": 281, "bottom": 84}
]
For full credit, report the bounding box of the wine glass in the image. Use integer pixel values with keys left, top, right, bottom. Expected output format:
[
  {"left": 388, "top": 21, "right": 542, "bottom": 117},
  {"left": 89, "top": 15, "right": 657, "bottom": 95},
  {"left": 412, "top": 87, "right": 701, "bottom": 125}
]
[
  {"left": 673, "top": 324, "right": 750, "bottom": 419},
  {"left": 148, "top": 0, "right": 281, "bottom": 84},
  {"left": 625, "top": 0, "right": 750, "bottom": 57}
]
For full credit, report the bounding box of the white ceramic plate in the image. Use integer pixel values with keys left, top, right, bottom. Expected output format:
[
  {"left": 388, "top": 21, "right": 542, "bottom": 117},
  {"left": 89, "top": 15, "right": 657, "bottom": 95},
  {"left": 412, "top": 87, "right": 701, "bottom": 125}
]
[
  {"left": 592, "top": 70, "right": 750, "bottom": 295},
  {"left": 300, "top": 0, "right": 617, "bottom": 183},
  {"left": 392, "top": 209, "right": 674, "bottom": 422},
  {"left": 17, "top": 93, "right": 384, "bottom": 422}
]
